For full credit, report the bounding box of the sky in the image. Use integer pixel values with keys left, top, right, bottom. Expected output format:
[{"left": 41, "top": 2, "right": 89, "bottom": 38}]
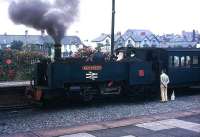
[{"left": 1, "top": 0, "right": 200, "bottom": 41}]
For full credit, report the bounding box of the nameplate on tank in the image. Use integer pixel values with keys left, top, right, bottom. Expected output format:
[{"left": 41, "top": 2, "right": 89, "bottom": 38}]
[{"left": 82, "top": 65, "right": 102, "bottom": 71}]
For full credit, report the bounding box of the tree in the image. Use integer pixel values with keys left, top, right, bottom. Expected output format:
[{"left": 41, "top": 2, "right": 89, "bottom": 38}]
[
  {"left": 95, "top": 43, "right": 104, "bottom": 51},
  {"left": 74, "top": 47, "right": 95, "bottom": 58},
  {"left": 11, "top": 40, "right": 23, "bottom": 50}
]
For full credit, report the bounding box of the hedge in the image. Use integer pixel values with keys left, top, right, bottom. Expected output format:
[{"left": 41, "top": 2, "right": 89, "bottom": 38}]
[{"left": 0, "top": 48, "right": 46, "bottom": 81}]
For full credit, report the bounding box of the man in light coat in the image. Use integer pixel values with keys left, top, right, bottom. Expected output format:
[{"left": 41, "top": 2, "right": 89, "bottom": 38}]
[{"left": 160, "top": 70, "right": 170, "bottom": 102}]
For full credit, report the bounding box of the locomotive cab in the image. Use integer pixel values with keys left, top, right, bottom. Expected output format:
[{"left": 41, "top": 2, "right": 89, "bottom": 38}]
[
  {"left": 115, "top": 47, "right": 167, "bottom": 90},
  {"left": 116, "top": 47, "right": 136, "bottom": 60}
]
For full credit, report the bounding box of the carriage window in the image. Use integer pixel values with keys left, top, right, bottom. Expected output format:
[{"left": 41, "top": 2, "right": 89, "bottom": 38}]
[
  {"left": 169, "top": 56, "right": 173, "bottom": 67},
  {"left": 193, "top": 56, "right": 198, "bottom": 64},
  {"left": 181, "top": 56, "right": 185, "bottom": 67},
  {"left": 186, "top": 56, "right": 191, "bottom": 67},
  {"left": 174, "top": 56, "right": 179, "bottom": 67}
]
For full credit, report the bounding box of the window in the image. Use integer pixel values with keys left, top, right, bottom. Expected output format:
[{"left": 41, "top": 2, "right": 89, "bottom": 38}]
[
  {"left": 181, "top": 56, "right": 185, "bottom": 67},
  {"left": 193, "top": 56, "right": 199, "bottom": 64},
  {"left": 186, "top": 56, "right": 191, "bottom": 67},
  {"left": 169, "top": 56, "right": 173, "bottom": 67},
  {"left": 174, "top": 56, "right": 179, "bottom": 67}
]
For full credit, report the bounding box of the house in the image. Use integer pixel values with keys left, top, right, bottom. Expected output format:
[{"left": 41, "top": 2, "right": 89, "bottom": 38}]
[
  {"left": 0, "top": 31, "right": 82, "bottom": 57},
  {"left": 92, "top": 30, "right": 160, "bottom": 53},
  {"left": 182, "top": 30, "right": 199, "bottom": 42},
  {"left": 122, "top": 29, "right": 160, "bottom": 48},
  {"left": 114, "top": 32, "right": 125, "bottom": 49},
  {"left": 92, "top": 33, "right": 111, "bottom": 52},
  {"left": 60, "top": 36, "right": 83, "bottom": 58},
  {"left": 159, "top": 34, "right": 197, "bottom": 48}
]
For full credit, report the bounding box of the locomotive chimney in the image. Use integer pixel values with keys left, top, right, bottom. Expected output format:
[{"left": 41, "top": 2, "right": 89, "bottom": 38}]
[{"left": 54, "top": 43, "right": 62, "bottom": 61}]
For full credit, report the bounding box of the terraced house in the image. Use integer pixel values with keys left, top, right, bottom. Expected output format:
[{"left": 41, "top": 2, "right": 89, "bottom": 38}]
[
  {"left": 92, "top": 29, "right": 160, "bottom": 52},
  {"left": 159, "top": 30, "right": 199, "bottom": 48},
  {"left": 0, "top": 31, "right": 83, "bottom": 58}
]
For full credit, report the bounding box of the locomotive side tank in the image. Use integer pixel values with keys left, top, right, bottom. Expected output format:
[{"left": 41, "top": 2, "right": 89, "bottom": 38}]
[{"left": 33, "top": 58, "right": 129, "bottom": 101}]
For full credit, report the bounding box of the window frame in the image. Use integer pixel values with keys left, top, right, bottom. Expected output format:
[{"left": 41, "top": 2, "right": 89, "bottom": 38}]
[
  {"left": 180, "top": 56, "right": 185, "bottom": 67},
  {"left": 174, "top": 56, "right": 180, "bottom": 67},
  {"left": 192, "top": 56, "right": 199, "bottom": 65},
  {"left": 185, "top": 56, "right": 191, "bottom": 68}
]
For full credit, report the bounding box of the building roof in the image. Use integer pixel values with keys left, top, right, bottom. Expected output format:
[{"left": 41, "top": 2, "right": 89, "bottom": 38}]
[
  {"left": 92, "top": 33, "right": 110, "bottom": 42},
  {"left": 147, "top": 34, "right": 160, "bottom": 42},
  {"left": 0, "top": 35, "right": 82, "bottom": 45},
  {"left": 122, "top": 29, "right": 154, "bottom": 42}
]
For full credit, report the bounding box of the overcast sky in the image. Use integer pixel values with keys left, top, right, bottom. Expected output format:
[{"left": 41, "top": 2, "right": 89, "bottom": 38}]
[{"left": 1, "top": 0, "right": 200, "bottom": 40}]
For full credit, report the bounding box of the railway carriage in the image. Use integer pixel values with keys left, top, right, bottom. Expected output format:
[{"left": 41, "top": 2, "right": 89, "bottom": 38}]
[{"left": 167, "top": 48, "right": 200, "bottom": 87}]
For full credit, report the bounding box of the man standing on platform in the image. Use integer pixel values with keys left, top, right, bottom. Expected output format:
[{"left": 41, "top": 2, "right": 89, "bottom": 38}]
[{"left": 160, "top": 70, "right": 170, "bottom": 102}]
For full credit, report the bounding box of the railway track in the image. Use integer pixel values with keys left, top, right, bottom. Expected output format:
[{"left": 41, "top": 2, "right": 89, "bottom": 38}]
[{"left": 0, "top": 104, "right": 35, "bottom": 111}]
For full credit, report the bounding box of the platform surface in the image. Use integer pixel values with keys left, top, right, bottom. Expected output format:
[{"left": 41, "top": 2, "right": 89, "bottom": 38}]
[{"left": 4, "top": 108, "right": 200, "bottom": 137}]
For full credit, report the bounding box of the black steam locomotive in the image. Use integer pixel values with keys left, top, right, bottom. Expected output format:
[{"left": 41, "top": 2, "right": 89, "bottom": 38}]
[{"left": 28, "top": 47, "right": 200, "bottom": 102}]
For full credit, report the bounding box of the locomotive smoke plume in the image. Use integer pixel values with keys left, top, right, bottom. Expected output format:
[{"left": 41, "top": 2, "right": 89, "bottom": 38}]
[{"left": 8, "top": 0, "right": 79, "bottom": 43}]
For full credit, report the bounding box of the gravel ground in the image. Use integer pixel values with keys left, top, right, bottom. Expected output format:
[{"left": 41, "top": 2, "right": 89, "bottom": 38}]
[{"left": 0, "top": 92, "right": 200, "bottom": 136}]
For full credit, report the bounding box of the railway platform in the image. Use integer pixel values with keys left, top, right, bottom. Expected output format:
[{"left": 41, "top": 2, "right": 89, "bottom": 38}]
[
  {"left": 4, "top": 107, "right": 200, "bottom": 137},
  {"left": 0, "top": 81, "right": 30, "bottom": 88},
  {"left": 0, "top": 81, "right": 30, "bottom": 106}
]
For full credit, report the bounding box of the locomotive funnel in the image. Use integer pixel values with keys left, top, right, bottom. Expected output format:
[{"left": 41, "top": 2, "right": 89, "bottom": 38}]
[{"left": 54, "top": 43, "right": 62, "bottom": 61}]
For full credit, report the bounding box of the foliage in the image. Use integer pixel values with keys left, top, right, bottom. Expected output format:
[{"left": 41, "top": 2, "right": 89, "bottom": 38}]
[
  {"left": 0, "top": 48, "right": 46, "bottom": 81},
  {"left": 74, "top": 46, "right": 112, "bottom": 61},
  {"left": 74, "top": 47, "right": 95, "bottom": 59},
  {"left": 95, "top": 43, "right": 105, "bottom": 51}
]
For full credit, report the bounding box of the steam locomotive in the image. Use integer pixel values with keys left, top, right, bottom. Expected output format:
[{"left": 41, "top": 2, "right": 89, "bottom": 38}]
[{"left": 28, "top": 46, "right": 200, "bottom": 102}]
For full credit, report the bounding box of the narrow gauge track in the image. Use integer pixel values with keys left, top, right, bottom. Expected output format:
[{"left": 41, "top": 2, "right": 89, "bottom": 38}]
[
  {"left": 39, "top": 87, "right": 200, "bottom": 110},
  {"left": 0, "top": 104, "right": 35, "bottom": 111},
  {"left": 0, "top": 85, "right": 199, "bottom": 111}
]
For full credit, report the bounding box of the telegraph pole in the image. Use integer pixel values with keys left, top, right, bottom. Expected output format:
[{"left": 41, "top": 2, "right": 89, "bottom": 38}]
[{"left": 111, "top": 0, "right": 115, "bottom": 59}]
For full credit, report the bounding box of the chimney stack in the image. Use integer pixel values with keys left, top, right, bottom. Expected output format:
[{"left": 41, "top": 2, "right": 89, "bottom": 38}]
[
  {"left": 54, "top": 43, "right": 62, "bottom": 61},
  {"left": 192, "top": 29, "right": 196, "bottom": 42},
  {"left": 25, "top": 30, "right": 28, "bottom": 37},
  {"left": 41, "top": 30, "right": 45, "bottom": 37}
]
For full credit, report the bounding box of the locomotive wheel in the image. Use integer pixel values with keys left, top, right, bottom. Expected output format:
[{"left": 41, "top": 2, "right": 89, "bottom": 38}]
[
  {"left": 82, "top": 94, "right": 94, "bottom": 102},
  {"left": 81, "top": 88, "right": 94, "bottom": 102}
]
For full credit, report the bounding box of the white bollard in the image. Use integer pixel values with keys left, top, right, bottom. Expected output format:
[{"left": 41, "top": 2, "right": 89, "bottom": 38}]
[{"left": 171, "top": 90, "right": 175, "bottom": 101}]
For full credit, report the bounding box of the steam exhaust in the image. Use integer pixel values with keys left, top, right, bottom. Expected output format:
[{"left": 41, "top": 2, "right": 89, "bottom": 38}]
[{"left": 8, "top": 0, "right": 80, "bottom": 61}]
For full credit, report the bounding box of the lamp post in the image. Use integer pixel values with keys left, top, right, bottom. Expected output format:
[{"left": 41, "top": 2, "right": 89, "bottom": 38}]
[{"left": 111, "top": 0, "right": 115, "bottom": 59}]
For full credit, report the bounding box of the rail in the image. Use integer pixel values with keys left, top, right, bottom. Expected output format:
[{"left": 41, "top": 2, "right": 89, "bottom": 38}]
[{"left": 0, "top": 104, "right": 35, "bottom": 111}]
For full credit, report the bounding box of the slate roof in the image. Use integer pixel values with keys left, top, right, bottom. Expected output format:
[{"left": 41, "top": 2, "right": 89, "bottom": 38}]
[
  {"left": 92, "top": 33, "right": 110, "bottom": 42},
  {"left": 0, "top": 35, "right": 82, "bottom": 45},
  {"left": 147, "top": 34, "right": 160, "bottom": 42},
  {"left": 122, "top": 29, "right": 154, "bottom": 42}
]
